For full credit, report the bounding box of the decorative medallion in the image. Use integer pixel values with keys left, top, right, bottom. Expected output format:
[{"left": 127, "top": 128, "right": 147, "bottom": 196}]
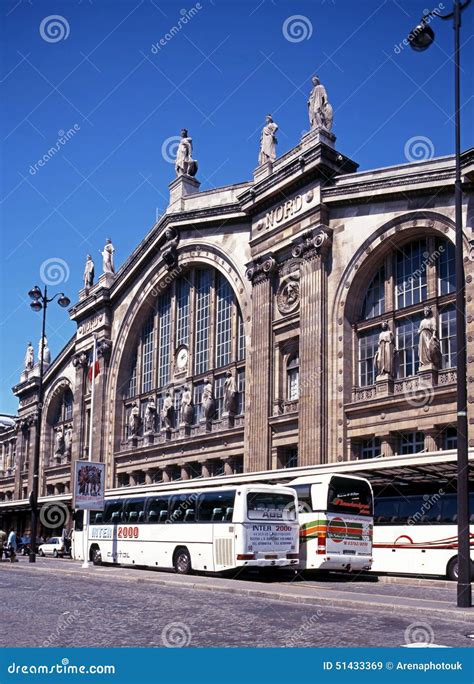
[{"left": 277, "top": 272, "right": 300, "bottom": 315}]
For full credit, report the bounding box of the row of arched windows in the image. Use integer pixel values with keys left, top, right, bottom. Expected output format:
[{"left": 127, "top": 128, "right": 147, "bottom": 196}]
[
  {"left": 124, "top": 267, "right": 246, "bottom": 431},
  {"left": 356, "top": 237, "right": 456, "bottom": 386}
]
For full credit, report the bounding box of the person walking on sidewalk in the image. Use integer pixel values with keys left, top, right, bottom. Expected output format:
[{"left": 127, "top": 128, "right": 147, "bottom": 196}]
[
  {"left": 0, "top": 529, "right": 6, "bottom": 560},
  {"left": 7, "top": 529, "right": 18, "bottom": 563}
]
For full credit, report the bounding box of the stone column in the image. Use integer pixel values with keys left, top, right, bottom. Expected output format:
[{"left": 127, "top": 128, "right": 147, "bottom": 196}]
[
  {"left": 294, "top": 228, "right": 332, "bottom": 466},
  {"left": 199, "top": 460, "right": 210, "bottom": 479},
  {"left": 244, "top": 255, "right": 276, "bottom": 472},
  {"left": 381, "top": 435, "right": 396, "bottom": 458},
  {"left": 424, "top": 429, "right": 440, "bottom": 453},
  {"left": 72, "top": 351, "right": 89, "bottom": 460}
]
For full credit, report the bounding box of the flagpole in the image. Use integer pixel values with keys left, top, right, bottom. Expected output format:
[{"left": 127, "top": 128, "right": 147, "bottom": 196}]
[{"left": 82, "top": 334, "right": 97, "bottom": 569}]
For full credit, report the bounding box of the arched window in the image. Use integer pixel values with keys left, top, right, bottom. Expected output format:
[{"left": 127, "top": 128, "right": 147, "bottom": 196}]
[
  {"left": 48, "top": 386, "right": 74, "bottom": 464},
  {"left": 124, "top": 267, "right": 246, "bottom": 433},
  {"left": 287, "top": 354, "right": 299, "bottom": 401},
  {"left": 361, "top": 267, "right": 385, "bottom": 320},
  {"left": 52, "top": 388, "right": 74, "bottom": 425},
  {"left": 356, "top": 237, "right": 456, "bottom": 386}
]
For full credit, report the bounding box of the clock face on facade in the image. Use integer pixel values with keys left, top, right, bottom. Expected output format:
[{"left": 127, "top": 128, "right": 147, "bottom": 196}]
[{"left": 176, "top": 346, "right": 189, "bottom": 370}]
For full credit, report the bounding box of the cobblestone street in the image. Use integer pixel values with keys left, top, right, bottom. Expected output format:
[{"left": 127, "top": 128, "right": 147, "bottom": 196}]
[{"left": 1, "top": 559, "right": 472, "bottom": 648}]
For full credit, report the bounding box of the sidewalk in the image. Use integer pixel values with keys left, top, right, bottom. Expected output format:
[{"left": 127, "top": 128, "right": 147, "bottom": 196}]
[{"left": 3, "top": 558, "right": 472, "bottom": 621}]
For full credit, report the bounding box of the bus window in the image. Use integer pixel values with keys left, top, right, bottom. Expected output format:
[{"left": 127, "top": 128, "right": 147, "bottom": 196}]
[
  {"left": 145, "top": 496, "right": 169, "bottom": 523},
  {"left": 440, "top": 494, "right": 457, "bottom": 523},
  {"left": 292, "top": 484, "right": 312, "bottom": 512},
  {"left": 73, "top": 509, "right": 84, "bottom": 531},
  {"left": 197, "top": 491, "right": 236, "bottom": 522},
  {"left": 90, "top": 511, "right": 103, "bottom": 524},
  {"left": 246, "top": 492, "right": 295, "bottom": 521},
  {"left": 327, "top": 476, "right": 373, "bottom": 516},
  {"left": 374, "top": 497, "right": 401, "bottom": 524},
  {"left": 123, "top": 498, "right": 146, "bottom": 523},
  {"left": 169, "top": 494, "right": 197, "bottom": 523},
  {"left": 103, "top": 500, "right": 123, "bottom": 524}
]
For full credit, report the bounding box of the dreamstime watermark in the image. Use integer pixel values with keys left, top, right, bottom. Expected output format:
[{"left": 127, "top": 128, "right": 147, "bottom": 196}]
[
  {"left": 161, "top": 135, "right": 181, "bottom": 164},
  {"left": 40, "top": 257, "right": 70, "bottom": 286},
  {"left": 151, "top": 4, "right": 203, "bottom": 54},
  {"left": 283, "top": 499, "right": 311, "bottom": 521},
  {"left": 403, "top": 379, "right": 435, "bottom": 408},
  {"left": 39, "top": 502, "right": 70, "bottom": 530},
  {"left": 150, "top": 264, "right": 184, "bottom": 298},
  {"left": 166, "top": 492, "right": 198, "bottom": 523},
  {"left": 408, "top": 490, "right": 444, "bottom": 525},
  {"left": 395, "top": 245, "right": 445, "bottom": 297},
  {"left": 8, "top": 659, "right": 115, "bottom": 675},
  {"left": 393, "top": 4, "right": 445, "bottom": 54},
  {"left": 29, "top": 125, "right": 81, "bottom": 175},
  {"left": 161, "top": 621, "right": 192, "bottom": 647},
  {"left": 284, "top": 612, "right": 324, "bottom": 647},
  {"left": 404, "top": 135, "right": 435, "bottom": 162},
  {"left": 42, "top": 610, "right": 80, "bottom": 647},
  {"left": 404, "top": 621, "right": 435, "bottom": 645},
  {"left": 282, "top": 15, "right": 313, "bottom": 43},
  {"left": 39, "top": 15, "right": 70, "bottom": 43}
]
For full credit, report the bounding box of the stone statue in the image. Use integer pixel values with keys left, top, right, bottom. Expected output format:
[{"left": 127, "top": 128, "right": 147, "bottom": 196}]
[
  {"left": 161, "top": 228, "right": 179, "bottom": 268},
  {"left": 65, "top": 426, "right": 73, "bottom": 457},
  {"left": 308, "top": 75, "right": 333, "bottom": 131},
  {"left": 223, "top": 371, "right": 238, "bottom": 416},
  {"left": 144, "top": 400, "right": 157, "bottom": 433},
  {"left": 128, "top": 402, "right": 140, "bottom": 437},
  {"left": 55, "top": 427, "right": 65, "bottom": 456},
  {"left": 38, "top": 336, "right": 51, "bottom": 366},
  {"left": 258, "top": 115, "right": 278, "bottom": 165},
  {"left": 175, "top": 129, "right": 198, "bottom": 176},
  {"left": 180, "top": 385, "right": 193, "bottom": 426},
  {"left": 84, "top": 254, "right": 95, "bottom": 288},
  {"left": 24, "top": 342, "right": 34, "bottom": 371},
  {"left": 418, "top": 306, "right": 442, "bottom": 369},
  {"left": 375, "top": 321, "right": 395, "bottom": 378},
  {"left": 101, "top": 238, "right": 115, "bottom": 275},
  {"left": 202, "top": 378, "right": 215, "bottom": 421},
  {"left": 161, "top": 392, "right": 174, "bottom": 430}
]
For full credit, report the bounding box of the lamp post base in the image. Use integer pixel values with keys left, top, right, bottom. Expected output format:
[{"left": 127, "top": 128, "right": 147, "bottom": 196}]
[
  {"left": 29, "top": 553, "right": 36, "bottom": 563},
  {"left": 457, "top": 582, "right": 472, "bottom": 608}
]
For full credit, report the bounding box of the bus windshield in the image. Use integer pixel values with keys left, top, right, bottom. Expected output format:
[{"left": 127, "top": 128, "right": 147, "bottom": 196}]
[
  {"left": 246, "top": 491, "right": 296, "bottom": 521},
  {"left": 327, "top": 476, "right": 373, "bottom": 516}
]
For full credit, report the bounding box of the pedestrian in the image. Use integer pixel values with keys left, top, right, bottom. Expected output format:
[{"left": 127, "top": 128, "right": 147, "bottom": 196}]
[
  {"left": 0, "top": 529, "right": 6, "bottom": 561},
  {"left": 7, "top": 529, "right": 18, "bottom": 563}
]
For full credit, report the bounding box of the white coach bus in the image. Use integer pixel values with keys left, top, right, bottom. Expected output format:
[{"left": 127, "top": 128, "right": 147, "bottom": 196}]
[
  {"left": 372, "top": 487, "right": 474, "bottom": 580},
  {"left": 289, "top": 474, "right": 374, "bottom": 572},
  {"left": 73, "top": 483, "right": 299, "bottom": 574}
]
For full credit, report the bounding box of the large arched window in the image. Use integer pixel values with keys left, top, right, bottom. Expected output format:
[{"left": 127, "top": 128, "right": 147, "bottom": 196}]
[
  {"left": 356, "top": 237, "right": 456, "bottom": 386},
  {"left": 47, "top": 385, "right": 74, "bottom": 464},
  {"left": 124, "top": 267, "right": 246, "bottom": 434}
]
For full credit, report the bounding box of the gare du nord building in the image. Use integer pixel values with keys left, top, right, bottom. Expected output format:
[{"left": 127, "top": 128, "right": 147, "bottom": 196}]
[{"left": 1, "top": 88, "right": 474, "bottom": 534}]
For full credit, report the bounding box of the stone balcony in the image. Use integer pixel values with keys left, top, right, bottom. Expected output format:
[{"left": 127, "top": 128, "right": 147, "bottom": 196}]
[{"left": 351, "top": 368, "right": 457, "bottom": 404}]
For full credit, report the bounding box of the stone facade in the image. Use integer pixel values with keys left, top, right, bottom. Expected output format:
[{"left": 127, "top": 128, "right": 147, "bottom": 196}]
[{"left": 1, "top": 122, "right": 473, "bottom": 534}]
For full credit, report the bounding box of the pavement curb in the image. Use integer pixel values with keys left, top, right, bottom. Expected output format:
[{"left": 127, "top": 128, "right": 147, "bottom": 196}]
[{"left": 3, "top": 562, "right": 472, "bottom": 622}]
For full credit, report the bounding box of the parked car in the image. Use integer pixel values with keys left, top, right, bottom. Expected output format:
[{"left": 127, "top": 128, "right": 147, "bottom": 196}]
[{"left": 38, "top": 537, "right": 66, "bottom": 558}]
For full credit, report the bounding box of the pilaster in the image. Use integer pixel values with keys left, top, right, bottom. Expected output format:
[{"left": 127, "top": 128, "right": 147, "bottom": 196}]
[
  {"left": 244, "top": 255, "right": 276, "bottom": 472},
  {"left": 296, "top": 227, "right": 332, "bottom": 466}
]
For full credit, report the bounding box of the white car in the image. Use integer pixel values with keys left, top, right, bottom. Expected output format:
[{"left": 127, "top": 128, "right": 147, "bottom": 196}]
[{"left": 38, "top": 537, "right": 65, "bottom": 558}]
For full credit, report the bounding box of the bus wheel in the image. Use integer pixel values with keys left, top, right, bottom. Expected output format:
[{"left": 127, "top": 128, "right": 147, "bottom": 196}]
[
  {"left": 173, "top": 547, "right": 192, "bottom": 575},
  {"left": 91, "top": 546, "right": 102, "bottom": 566},
  {"left": 447, "top": 556, "right": 474, "bottom": 581}
]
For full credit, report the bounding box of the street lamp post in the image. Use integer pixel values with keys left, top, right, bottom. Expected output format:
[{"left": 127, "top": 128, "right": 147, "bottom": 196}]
[
  {"left": 408, "top": 0, "right": 472, "bottom": 608},
  {"left": 27, "top": 284, "right": 70, "bottom": 563}
]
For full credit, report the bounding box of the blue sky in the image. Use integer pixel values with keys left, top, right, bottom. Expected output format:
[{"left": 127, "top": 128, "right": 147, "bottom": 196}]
[{"left": 1, "top": 0, "right": 473, "bottom": 414}]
